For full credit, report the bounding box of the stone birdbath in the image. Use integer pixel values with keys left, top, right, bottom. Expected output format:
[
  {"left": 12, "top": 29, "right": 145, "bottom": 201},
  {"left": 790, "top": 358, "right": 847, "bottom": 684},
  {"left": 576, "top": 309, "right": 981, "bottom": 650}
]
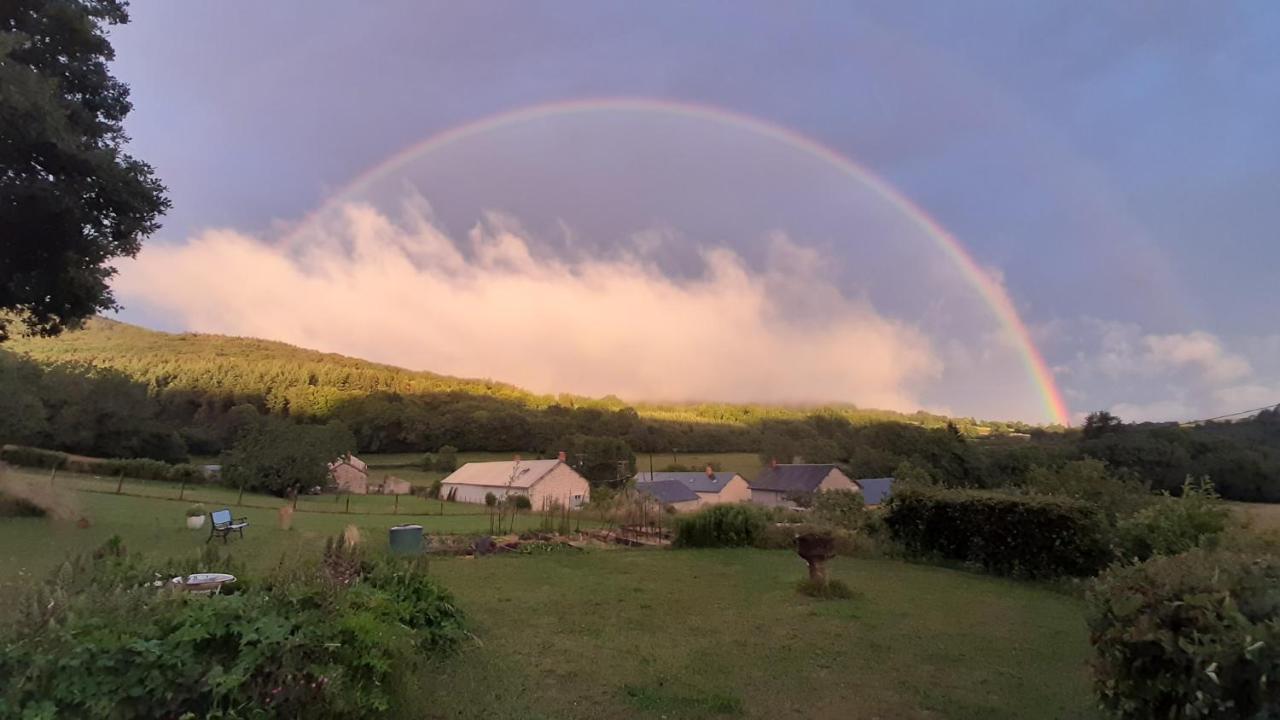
[{"left": 796, "top": 530, "right": 837, "bottom": 587}]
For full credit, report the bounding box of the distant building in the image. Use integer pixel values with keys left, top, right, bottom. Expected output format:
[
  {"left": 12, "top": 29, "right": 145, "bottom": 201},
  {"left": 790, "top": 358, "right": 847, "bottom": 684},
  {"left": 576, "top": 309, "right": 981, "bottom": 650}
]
[
  {"left": 635, "top": 466, "right": 752, "bottom": 510},
  {"left": 329, "top": 454, "right": 369, "bottom": 494},
  {"left": 635, "top": 479, "right": 702, "bottom": 513},
  {"left": 440, "top": 452, "right": 590, "bottom": 508},
  {"left": 376, "top": 475, "right": 412, "bottom": 495},
  {"left": 855, "top": 477, "right": 895, "bottom": 507},
  {"left": 749, "top": 462, "right": 858, "bottom": 507}
]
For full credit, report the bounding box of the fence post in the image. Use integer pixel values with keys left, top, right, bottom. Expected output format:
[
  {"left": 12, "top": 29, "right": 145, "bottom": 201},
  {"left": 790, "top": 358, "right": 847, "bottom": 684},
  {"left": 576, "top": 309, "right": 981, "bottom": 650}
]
[
  {"left": 237, "top": 483, "right": 245, "bottom": 506},
  {"left": 345, "top": 495, "right": 351, "bottom": 514},
  {"left": 394, "top": 493, "right": 399, "bottom": 515},
  {"left": 292, "top": 488, "right": 298, "bottom": 510},
  {"left": 115, "top": 471, "right": 125, "bottom": 494},
  {"left": 178, "top": 477, "right": 186, "bottom": 500},
  {"left": 49, "top": 467, "right": 57, "bottom": 486}
]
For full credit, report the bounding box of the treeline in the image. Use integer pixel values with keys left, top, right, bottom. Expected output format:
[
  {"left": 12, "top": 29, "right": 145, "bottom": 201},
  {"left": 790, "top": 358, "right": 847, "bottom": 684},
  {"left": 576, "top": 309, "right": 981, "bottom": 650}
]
[{"left": 2, "top": 319, "right": 1279, "bottom": 502}]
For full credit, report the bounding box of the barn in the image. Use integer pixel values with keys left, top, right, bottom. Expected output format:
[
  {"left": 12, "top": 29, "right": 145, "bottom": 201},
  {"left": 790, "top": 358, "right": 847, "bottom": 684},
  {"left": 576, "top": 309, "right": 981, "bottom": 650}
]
[
  {"left": 328, "top": 454, "right": 369, "bottom": 494},
  {"left": 440, "top": 453, "right": 590, "bottom": 508}
]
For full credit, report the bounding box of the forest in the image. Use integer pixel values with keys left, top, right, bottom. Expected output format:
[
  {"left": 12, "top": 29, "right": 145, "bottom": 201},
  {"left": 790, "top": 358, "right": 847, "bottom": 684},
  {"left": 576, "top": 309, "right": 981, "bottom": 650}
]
[{"left": 2, "top": 318, "right": 1278, "bottom": 501}]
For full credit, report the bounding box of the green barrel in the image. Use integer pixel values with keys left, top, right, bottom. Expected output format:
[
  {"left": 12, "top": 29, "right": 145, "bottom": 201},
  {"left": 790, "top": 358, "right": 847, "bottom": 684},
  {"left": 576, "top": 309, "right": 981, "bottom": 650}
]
[{"left": 388, "top": 524, "right": 424, "bottom": 556}]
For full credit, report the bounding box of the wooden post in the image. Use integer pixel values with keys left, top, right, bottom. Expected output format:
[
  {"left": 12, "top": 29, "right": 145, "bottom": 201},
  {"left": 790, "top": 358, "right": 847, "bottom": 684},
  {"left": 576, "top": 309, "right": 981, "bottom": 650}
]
[
  {"left": 345, "top": 495, "right": 351, "bottom": 514},
  {"left": 291, "top": 488, "right": 298, "bottom": 510},
  {"left": 237, "top": 482, "right": 245, "bottom": 506},
  {"left": 178, "top": 477, "right": 187, "bottom": 500},
  {"left": 115, "top": 471, "right": 125, "bottom": 494},
  {"left": 49, "top": 467, "right": 57, "bottom": 486},
  {"left": 394, "top": 493, "right": 399, "bottom": 515}
]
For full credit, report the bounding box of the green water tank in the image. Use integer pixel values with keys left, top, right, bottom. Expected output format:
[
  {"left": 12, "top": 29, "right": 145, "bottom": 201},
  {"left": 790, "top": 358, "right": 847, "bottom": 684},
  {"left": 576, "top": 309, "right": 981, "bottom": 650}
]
[{"left": 388, "top": 524, "right": 424, "bottom": 556}]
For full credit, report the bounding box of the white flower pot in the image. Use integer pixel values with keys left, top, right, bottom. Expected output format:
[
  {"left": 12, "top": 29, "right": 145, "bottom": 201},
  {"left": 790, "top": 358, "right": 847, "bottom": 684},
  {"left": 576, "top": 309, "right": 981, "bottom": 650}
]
[{"left": 186, "top": 515, "right": 206, "bottom": 530}]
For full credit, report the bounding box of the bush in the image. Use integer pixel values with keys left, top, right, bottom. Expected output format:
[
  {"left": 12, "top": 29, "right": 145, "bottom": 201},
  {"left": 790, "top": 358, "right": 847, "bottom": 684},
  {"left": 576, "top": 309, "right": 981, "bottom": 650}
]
[
  {"left": 0, "top": 493, "right": 46, "bottom": 518},
  {"left": 184, "top": 504, "right": 205, "bottom": 518},
  {"left": 1117, "top": 477, "right": 1231, "bottom": 562},
  {"left": 0, "top": 446, "right": 66, "bottom": 469},
  {"left": 811, "top": 489, "right": 867, "bottom": 530},
  {"left": 884, "top": 487, "right": 1113, "bottom": 578},
  {"left": 0, "top": 542, "right": 467, "bottom": 718},
  {"left": 1088, "top": 550, "right": 1280, "bottom": 719},
  {"left": 673, "top": 504, "right": 769, "bottom": 548},
  {"left": 1023, "top": 458, "right": 1151, "bottom": 520}
]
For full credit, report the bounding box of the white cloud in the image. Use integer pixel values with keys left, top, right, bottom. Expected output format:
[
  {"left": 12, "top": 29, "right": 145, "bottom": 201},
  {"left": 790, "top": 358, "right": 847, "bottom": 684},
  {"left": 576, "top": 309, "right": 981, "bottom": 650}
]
[
  {"left": 1143, "top": 331, "right": 1251, "bottom": 383},
  {"left": 115, "top": 202, "right": 942, "bottom": 408}
]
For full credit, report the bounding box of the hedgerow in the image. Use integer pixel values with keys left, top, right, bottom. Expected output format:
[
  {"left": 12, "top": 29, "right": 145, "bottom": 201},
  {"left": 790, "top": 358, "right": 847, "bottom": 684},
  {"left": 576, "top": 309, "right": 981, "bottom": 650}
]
[
  {"left": 673, "top": 504, "right": 769, "bottom": 548},
  {"left": 883, "top": 486, "right": 1113, "bottom": 578}
]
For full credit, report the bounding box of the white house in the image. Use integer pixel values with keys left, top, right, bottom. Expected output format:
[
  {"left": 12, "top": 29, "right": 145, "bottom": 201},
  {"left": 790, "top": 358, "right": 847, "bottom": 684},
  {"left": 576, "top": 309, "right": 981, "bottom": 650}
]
[
  {"left": 749, "top": 462, "right": 858, "bottom": 507},
  {"left": 440, "top": 452, "right": 590, "bottom": 508}
]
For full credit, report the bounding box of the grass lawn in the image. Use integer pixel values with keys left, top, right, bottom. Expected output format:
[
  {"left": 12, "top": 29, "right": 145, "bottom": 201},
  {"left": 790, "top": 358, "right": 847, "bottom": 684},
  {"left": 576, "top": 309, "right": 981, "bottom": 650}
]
[{"left": 419, "top": 550, "right": 1097, "bottom": 720}]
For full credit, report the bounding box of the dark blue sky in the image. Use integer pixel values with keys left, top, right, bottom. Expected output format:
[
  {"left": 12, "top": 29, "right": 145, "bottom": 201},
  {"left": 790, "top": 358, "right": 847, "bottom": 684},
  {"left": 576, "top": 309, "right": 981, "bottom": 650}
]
[{"left": 106, "top": 2, "right": 1280, "bottom": 423}]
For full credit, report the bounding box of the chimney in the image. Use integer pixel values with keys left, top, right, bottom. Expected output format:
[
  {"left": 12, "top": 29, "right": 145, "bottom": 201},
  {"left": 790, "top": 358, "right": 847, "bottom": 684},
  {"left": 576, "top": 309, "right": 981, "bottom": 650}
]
[
  {"left": 770, "top": 458, "right": 778, "bottom": 469},
  {"left": 705, "top": 464, "right": 715, "bottom": 478},
  {"left": 557, "top": 450, "right": 567, "bottom": 463}
]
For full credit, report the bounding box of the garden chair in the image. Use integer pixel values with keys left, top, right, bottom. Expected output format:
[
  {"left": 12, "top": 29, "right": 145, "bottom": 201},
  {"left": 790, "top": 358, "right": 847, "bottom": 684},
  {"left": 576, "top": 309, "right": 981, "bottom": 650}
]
[{"left": 207, "top": 508, "right": 249, "bottom": 543}]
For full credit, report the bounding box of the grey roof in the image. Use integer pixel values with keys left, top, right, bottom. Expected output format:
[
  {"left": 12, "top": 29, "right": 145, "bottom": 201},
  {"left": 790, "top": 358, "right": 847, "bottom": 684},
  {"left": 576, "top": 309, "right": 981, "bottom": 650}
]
[
  {"left": 634, "top": 471, "right": 742, "bottom": 495},
  {"left": 637, "top": 479, "right": 700, "bottom": 504},
  {"left": 856, "top": 477, "right": 895, "bottom": 505},
  {"left": 750, "top": 464, "right": 843, "bottom": 493}
]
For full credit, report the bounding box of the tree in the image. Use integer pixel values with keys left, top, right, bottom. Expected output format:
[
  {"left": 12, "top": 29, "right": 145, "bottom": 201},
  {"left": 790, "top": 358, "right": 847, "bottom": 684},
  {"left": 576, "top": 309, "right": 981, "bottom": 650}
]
[
  {"left": 1082, "top": 411, "right": 1123, "bottom": 440},
  {"left": 1, "top": 0, "right": 169, "bottom": 340},
  {"left": 555, "top": 435, "right": 635, "bottom": 488},
  {"left": 220, "top": 417, "right": 354, "bottom": 497}
]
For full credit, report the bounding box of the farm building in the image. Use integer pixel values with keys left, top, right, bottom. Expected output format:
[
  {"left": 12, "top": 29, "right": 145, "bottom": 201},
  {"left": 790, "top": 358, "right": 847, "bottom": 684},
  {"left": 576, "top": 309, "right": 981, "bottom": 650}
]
[
  {"left": 634, "top": 466, "right": 751, "bottom": 510},
  {"left": 329, "top": 454, "right": 369, "bottom": 494},
  {"left": 856, "top": 477, "right": 895, "bottom": 507},
  {"left": 749, "top": 462, "right": 858, "bottom": 507},
  {"left": 375, "top": 475, "right": 412, "bottom": 495},
  {"left": 440, "top": 453, "right": 590, "bottom": 508},
  {"left": 635, "top": 478, "right": 702, "bottom": 513}
]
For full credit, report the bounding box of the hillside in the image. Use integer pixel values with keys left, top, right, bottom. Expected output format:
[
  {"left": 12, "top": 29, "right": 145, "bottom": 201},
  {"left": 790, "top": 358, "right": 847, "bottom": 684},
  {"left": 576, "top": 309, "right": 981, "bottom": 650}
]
[{"left": 5, "top": 318, "right": 1022, "bottom": 432}]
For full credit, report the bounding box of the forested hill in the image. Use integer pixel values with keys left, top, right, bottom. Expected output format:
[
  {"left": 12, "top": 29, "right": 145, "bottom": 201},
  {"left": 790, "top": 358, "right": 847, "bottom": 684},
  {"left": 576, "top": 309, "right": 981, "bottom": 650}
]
[{"left": 2, "top": 318, "right": 1029, "bottom": 445}]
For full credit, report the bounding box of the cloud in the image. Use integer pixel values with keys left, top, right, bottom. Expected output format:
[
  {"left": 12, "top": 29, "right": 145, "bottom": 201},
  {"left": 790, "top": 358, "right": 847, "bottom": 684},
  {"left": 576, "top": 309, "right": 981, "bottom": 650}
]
[
  {"left": 1142, "top": 331, "right": 1251, "bottom": 383},
  {"left": 115, "top": 202, "right": 942, "bottom": 408}
]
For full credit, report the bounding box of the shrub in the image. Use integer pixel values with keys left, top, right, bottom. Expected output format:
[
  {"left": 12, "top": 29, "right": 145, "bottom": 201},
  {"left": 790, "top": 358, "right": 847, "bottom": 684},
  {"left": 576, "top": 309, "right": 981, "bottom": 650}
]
[
  {"left": 1087, "top": 550, "right": 1280, "bottom": 719},
  {"left": 0, "top": 446, "right": 66, "bottom": 469},
  {"left": 0, "top": 493, "right": 46, "bottom": 518},
  {"left": 1024, "top": 458, "right": 1151, "bottom": 520},
  {"left": 184, "top": 504, "right": 205, "bottom": 518},
  {"left": 0, "top": 542, "right": 467, "bottom": 718},
  {"left": 673, "top": 504, "right": 769, "bottom": 548},
  {"left": 884, "top": 486, "right": 1113, "bottom": 578},
  {"left": 811, "top": 489, "right": 867, "bottom": 530},
  {"left": 1117, "top": 477, "right": 1231, "bottom": 562}
]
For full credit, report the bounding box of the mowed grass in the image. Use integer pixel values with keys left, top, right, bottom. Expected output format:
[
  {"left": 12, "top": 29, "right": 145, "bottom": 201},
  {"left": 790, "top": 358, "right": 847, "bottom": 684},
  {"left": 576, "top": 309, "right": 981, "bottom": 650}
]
[
  {"left": 420, "top": 550, "right": 1098, "bottom": 720},
  {"left": 0, "top": 467, "right": 569, "bottom": 604}
]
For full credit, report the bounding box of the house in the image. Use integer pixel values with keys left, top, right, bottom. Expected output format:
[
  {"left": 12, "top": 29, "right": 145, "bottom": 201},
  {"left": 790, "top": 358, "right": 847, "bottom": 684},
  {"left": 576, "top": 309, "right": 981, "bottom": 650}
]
[
  {"left": 376, "top": 475, "right": 412, "bottom": 495},
  {"left": 634, "top": 466, "right": 752, "bottom": 510},
  {"left": 749, "top": 461, "right": 858, "bottom": 507},
  {"left": 329, "top": 454, "right": 369, "bottom": 494},
  {"left": 855, "top": 477, "right": 895, "bottom": 507},
  {"left": 440, "top": 452, "right": 590, "bottom": 508},
  {"left": 635, "top": 479, "right": 702, "bottom": 513}
]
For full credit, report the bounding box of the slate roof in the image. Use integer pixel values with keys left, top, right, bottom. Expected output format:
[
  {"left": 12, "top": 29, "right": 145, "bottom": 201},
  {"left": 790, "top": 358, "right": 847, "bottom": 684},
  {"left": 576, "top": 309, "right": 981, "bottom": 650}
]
[
  {"left": 750, "top": 464, "right": 842, "bottom": 493},
  {"left": 442, "top": 459, "right": 562, "bottom": 489},
  {"left": 634, "top": 471, "right": 742, "bottom": 495},
  {"left": 856, "top": 477, "right": 895, "bottom": 505},
  {"left": 636, "top": 479, "right": 700, "bottom": 504}
]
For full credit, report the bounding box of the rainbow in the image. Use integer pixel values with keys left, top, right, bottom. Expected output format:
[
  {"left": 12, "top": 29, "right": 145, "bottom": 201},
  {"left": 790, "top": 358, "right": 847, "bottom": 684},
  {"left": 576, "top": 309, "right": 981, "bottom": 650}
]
[{"left": 300, "top": 97, "right": 1071, "bottom": 426}]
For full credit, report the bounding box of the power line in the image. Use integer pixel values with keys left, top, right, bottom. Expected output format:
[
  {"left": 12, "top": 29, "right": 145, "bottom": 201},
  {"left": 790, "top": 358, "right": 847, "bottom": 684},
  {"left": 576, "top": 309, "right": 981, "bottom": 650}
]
[{"left": 1177, "top": 402, "right": 1280, "bottom": 428}]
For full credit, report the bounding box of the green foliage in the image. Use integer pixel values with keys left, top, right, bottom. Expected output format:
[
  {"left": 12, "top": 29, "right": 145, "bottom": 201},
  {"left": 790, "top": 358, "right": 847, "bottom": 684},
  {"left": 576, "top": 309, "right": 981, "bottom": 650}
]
[
  {"left": 884, "top": 487, "right": 1113, "bottom": 578},
  {"left": 558, "top": 434, "right": 635, "bottom": 487},
  {"left": 221, "top": 415, "right": 355, "bottom": 497},
  {"left": 0, "top": 543, "right": 467, "bottom": 718},
  {"left": 0, "top": 493, "right": 45, "bottom": 517},
  {"left": 673, "top": 504, "right": 769, "bottom": 548},
  {"left": 511, "top": 494, "right": 532, "bottom": 511},
  {"left": 484, "top": 492, "right": 497, "bottom": 507},
  {"left": 811, "top": 489, "right": 867, "bottom": 531},
  {"left": 184, "top": 504, "right": 205, "bottom": 518},
  {"left": 1, "top": 445, "right": 208, "bottom": 484},
  {"left": 0, "top": 445, "right": 65, "bottom": 469},
  {"left": 1023, "top": 459, "right": 1151, "bottom": 520},
  {"left": 1081, "top": 411, "right": 1123, "bottom": 440},
  {"left": 0, "top": 0, "right": 170, "bottom": 340},
  {"left": 422, "top": 445, "right": 458, "bottom": 472},
  {"left": 1087, "top": 550, "right": 1280, "bottom": 720},
  {"left": 1116, "top": 477, "right": 1232, "bottom": 562}
]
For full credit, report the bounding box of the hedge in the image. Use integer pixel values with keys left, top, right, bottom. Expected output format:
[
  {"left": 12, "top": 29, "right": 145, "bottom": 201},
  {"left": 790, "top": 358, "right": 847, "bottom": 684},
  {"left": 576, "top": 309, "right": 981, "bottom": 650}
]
[
  {"left": 2, "top": 445, "right": 207, "bottom": 485},
  {"left": 1088, "top": 550, "right": 1280, "bottom": 719},
  {"left": 883, "top": 487, "right": 1113, "bottom": 578}
]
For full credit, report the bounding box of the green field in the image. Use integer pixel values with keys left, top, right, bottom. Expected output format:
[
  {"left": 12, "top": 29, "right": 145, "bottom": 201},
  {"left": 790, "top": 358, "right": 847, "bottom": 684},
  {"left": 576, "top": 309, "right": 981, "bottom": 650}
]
[
  {"left": 421, "top": 550, "right": 1096, "bottom": 719},
  {"left": 1, "top": 466, "right": 1099, "bottom": 718}
]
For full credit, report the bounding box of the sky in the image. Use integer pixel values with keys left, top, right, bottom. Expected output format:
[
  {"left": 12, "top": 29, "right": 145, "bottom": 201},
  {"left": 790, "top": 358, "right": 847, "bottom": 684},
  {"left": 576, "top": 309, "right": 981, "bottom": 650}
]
[{"left": 102, "top": 1, "right": 1280, "bottom": 425}]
